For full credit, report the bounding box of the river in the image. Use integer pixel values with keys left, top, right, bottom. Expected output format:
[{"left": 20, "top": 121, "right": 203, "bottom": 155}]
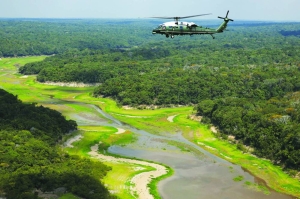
[{"left": 71, "top": 103, "right": 294, "bottom": 199}]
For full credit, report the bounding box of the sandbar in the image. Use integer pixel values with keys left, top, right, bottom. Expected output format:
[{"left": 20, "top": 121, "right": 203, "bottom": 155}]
[{"left": 88, "top": 144, "right": 168, "bottom": 199}]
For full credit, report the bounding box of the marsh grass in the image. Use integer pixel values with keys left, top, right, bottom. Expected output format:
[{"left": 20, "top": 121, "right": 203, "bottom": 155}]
[
  {"left": 59, "top": 193, "right": 80, "bottom": 199},
  {"left": 244, "top": 181, "right": 271, "bottom": 195},
  {"left": 103, "top": 161, "right": 151, "bottom": 199},
  {"left": 166, "top": 140, "right": 206, "bottom": 157},
  {"left": 65, "top": 126, "right": 137, "bottom": 156},
  {"left": 148, "top": 165, "right": 174, "bottom": 199}
]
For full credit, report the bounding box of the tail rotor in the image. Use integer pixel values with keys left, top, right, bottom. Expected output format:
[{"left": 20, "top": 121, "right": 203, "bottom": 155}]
[{"left": 218, "top": 10, "right": 234, "bottom": 21}]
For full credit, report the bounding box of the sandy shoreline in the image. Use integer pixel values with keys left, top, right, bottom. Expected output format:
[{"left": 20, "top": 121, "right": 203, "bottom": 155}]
[
  {"left": 115, "top": 128, "right": 126, "bottom": 134},
  {"left": 42, "top": 81, "right": 101, "bottom": 87},
  {"left": 112, "top": 113, "right": 150, "bottom": 118},
  {"left": 64, "top": 135, "right": 83, "bottom": 148},
  {"left": 88, "top": 144, "right": 168, "bottom": 199},
  {"left": 167, "top": 115, "right": 177, "bottom": 122}
]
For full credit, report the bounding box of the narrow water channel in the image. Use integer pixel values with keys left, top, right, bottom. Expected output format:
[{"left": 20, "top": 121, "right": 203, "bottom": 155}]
[{"left": 66, "top": 101, "right": 294, "bottom": 199}]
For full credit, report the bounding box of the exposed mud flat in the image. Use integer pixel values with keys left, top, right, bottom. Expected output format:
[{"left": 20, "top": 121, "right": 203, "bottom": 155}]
[
  {"left": 115, "top": 128, "right": 126, "bottom": 134},
  {"left": 89, "top": 144, "right": 167, "bottom": 199},
  {"left": 64, "top": 135, "right": 83, "bottom": 148},
  {"left": 42, "top": 81, "right": 100, "bottom": 87},
  {"left": 167, "top": 115, "right": 177, "bottom": 122}
]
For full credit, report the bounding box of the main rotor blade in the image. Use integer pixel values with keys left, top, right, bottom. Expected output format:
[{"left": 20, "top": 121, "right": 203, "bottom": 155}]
[
  {"left": 179, "top": 13, "right": 211, "bottom": 19},
  {"left": 150, "top": 16, "right": 177, "bottom": 19},
  {"left": 150, "top": 13, "right": 211, "bottom": 20}
]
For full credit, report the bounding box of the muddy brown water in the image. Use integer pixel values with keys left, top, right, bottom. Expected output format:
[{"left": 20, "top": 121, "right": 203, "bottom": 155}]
[{"left": 68, "top": 103, "right": 294, "bottom": 199}]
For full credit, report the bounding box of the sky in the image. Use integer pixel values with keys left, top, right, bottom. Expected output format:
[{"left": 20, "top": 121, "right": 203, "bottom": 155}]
[{"left": 0, "top": 0, "right": 299, "bottom": 21}]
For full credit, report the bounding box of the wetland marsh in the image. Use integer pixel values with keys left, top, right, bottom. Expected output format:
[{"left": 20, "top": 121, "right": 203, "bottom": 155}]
[{"left": 1, "top": 56, "right": 299, "bottom": 199}]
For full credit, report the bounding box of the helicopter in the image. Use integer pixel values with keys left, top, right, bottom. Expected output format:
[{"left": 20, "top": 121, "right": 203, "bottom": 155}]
[{"left": 151, "top": 10, "right": 233, "bottom": 39}]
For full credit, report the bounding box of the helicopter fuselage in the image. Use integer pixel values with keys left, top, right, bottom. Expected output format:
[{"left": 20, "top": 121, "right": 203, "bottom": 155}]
[
  {"left": 152, "top": 21, "right": 220, "bottom": 38},
  {"left": 151, "top": 11, "right": 232, "bottom": 39}
]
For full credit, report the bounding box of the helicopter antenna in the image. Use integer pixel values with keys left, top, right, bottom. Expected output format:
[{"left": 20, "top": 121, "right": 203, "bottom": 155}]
[
  {"left": 151, "top": 13, "right": 211, "bottom": 24},
  {"left": 218, "top": 10, "right": 233, "bottom": 21}
]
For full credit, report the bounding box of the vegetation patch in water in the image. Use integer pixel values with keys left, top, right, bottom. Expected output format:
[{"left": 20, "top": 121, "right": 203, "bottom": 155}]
[
  {"left": 233, "top": 175, "right": 244, "bottom": 182},
  {"left": 244, "top": 181, "right": 270, "bottom": 195}
]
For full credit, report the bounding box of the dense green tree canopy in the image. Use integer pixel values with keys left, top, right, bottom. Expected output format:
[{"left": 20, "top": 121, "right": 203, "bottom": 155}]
[
  {"left": 0, "top": 89, "right": 115, "bottom": 199},
  {"left": 0, "top": 89, "right": 77, "bottom": 144},
  {"left": 196, "top": 95, "right": 300, "bottom": 171},
  {"left": 16, "top": 21, "right": 300, "bottom": 106},
  {"left": 0, "top": 19, "right": 159, "bottom": 57}
]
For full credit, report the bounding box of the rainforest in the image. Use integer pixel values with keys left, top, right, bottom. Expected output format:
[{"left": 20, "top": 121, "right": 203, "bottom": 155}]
[{"left": 0, "top": 18, "right": 300, "bottom": 199}]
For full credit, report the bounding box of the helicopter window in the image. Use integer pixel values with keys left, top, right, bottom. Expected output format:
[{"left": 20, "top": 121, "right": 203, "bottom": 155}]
[
  {"left": 162, "top": 26, "right": 166, "bottom": 30},
  {"left": 169, "top": 26, "right": 172, "bottom": 28}
]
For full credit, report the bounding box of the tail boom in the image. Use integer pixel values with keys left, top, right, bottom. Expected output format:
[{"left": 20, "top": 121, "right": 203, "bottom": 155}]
[{"left": 216, "top": 10, "right": 233, "bottom": 33}]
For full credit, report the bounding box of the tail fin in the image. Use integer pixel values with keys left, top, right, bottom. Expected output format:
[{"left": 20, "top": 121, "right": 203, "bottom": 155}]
[{"left": 216, "top": 10, "right": 233, "bottom": 33}]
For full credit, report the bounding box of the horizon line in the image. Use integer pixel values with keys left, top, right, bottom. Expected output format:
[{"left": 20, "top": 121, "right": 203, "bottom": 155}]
[{"left": 0, "top": 17, "right": 299, "bottom": 23}]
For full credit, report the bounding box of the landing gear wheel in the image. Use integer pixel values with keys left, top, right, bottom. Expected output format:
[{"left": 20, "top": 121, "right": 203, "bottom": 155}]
[{"left": 166, "top": 34, "right": 169, "bottom": 38}]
